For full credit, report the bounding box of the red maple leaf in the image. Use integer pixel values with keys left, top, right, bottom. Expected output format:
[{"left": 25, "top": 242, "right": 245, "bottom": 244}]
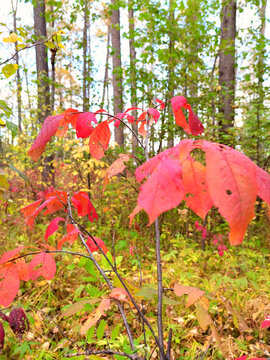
[
  {"left": 138, "top": 158, "right": 185, "bottom": 224},
  {"left": 76, "top": 113, "right": 97, "bottom": 138},
  {"left": 71, "top": 191, "right": 98, "bottom": 222},
  {"left": 89, "top": 121, "right": 110, "bottom": 160},
  {"left": 29, "top": 253, "right": 56, "bottom": 281}
]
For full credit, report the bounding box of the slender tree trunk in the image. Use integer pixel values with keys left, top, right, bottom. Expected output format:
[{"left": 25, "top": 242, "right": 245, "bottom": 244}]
[
  {"left": 102, "top": 26, "right": 110, "bottom": 108},
  {"left": 256, "top": 0, "right": 267, "bottom": 167},
  {"left": 11, "top": 0, "right": 22, "bottom": 132},
  {"left": 128, "top": 0, "right": 138, "bottom": 153},
  {"left": 167, "top": 0, "right": 175, "bottom": 148},
  {"left": 218, "top": 0, "right": 236, "bottom": 145},
  {"left": 50, "top": 5, "right": 57, "bottom": 113},
  {"left": 110, "top": 0, "right": 124, "bottom": 146},
  {"left": 33, "top": 0, "right": 50, "bottom": 121},
  {"left": 83, "top": 0, "right": 90, "bottom": 112}
]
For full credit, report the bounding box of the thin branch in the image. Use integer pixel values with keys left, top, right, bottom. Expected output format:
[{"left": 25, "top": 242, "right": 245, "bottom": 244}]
[
  {"left": 0, "top": 35, "right": 54, "bottom": 66},
  {"left": 66, "top": 196, "right": 136, "bottom": 352}
]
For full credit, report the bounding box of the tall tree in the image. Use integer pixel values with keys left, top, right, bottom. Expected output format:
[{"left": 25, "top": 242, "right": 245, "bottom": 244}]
[
  {"left": 33, "top": 0, "right": 50, "bottom": 121},
  {"left": 128, "top": 0, "right": 138, "bottom": 152},
  {"left": 82, "top": 0, "right": 90, "bottom": 112},
  {"left": 110, "top": 0, "right": 124, "bottom": 146},
  {"left": 33, "top": 0, "right": 53, "bottom": 184},
  {"left": 218, "top": 0, "right": 236, "bottom": 145},
  {"left": 11, "top": 0, "right": 22, "bottom": 132}
]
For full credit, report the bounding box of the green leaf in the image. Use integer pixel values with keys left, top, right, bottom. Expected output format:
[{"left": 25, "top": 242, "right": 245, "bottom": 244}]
[
  {"left": 111, "top": 324, "right": 121, "bottom": 340},
  {"left": 96, "top": 319, "right": 106, "bottom": 340},
  {"left": 2, "top": 64, "right": 18, "bottom": 78},
  {"left": 85, "top": 259, "right": 97, "bottom": 277},
  {"left": 86, "top": 326, "right": 95, "bottom": 341},
  {"left": 6, "top": 120, "right": 17, "bottom": 138},
  {"left": 9, "top": 164, "right": 29, "bottom": 182},
  {"left": 0, "top": 100, "right": 12, "bottom": 117}
]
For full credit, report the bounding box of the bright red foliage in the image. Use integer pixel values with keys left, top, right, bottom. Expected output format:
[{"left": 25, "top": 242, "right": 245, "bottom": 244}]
[
  {"left": 86, "top": 237, "right": 108, "bottom": 254},
  {"left": 71, "top": 191, "right": 98, "bottom": 222},
  {"left": 135, "top": 139, "right": 270, "bottom": 245},
  {"left": 89, "top": 121, "right": 110, "bottom": 160},
  {"left": 44, "top": 217, "right": 66, "bottom": 241},
  {"left": 29, "top": 253, "right": 56, "bottom": 281},
  {"left": 76, "top": 113, "right": 97, "bottom": 138}
]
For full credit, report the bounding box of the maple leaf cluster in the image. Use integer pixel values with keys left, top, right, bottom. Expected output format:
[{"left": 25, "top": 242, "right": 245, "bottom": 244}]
[
  {"left": 28, "top": 96, "right": 203, "bottom": 162},
  {"left": 132, "top": 140, "right": 270, "bottom": 245}
]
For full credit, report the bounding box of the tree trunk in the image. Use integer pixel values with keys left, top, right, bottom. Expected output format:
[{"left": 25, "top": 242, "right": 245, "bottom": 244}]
[
  {"left": 11, "top": 0, "right": 22, "bottom": 132},
  {"left": 102, "top": 26, "right": 110, "bottom": 108},
  {"left": 34, "top": 0, "right": 53, "bottom": 185},
  {"left": 218, "top": 0, "right": 236, "bottom": 146},
  {"left": 167, "top": 0, "right": 175, "bottom": 148},
  {"left": 128, "top": 0, "right": 138, "bottom": 153},
  {"left": 255, "top": 0, "right": 267, "bottom": 167},
  {"left": 33, "top": 0, "right": 50, "bottom": 122},
  {"left": 110, "top": 0, "right": 124, "bottom": 146},
  {"left": 83, "top": 0, "right": 90, "bottom": 112}
]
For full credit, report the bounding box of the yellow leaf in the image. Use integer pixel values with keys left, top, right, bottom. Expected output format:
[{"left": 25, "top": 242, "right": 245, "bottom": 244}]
[
  {"left": 0, "top": 119, "right": 5, "bottom": 126},
  {"left": 2, "top": 64, "right": 18, "bottom": 78},
  {"left": 3, "top": 33, "right": 22, "bottom": 43},
  {"left": 195, "top": 302, "right": 213, "bottom": 331}
]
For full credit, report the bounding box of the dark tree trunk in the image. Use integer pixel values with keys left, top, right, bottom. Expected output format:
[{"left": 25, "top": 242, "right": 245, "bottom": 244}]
[
  {"left": 101, "top": 26, "right": 110, "bottom": 108},
  {"left": 34, "top": 0, "right": 53, "bottom": 185},
  {"left": 111, "top": 0, "right": 124, "bottom": 146},
  {"left": 218, "top": 0, "right": 236, "bottom": 146}
]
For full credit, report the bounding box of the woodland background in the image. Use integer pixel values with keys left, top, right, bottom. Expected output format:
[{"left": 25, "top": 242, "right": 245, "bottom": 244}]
[{"left": 0, "top": 0, "right": 269, "bottom": 359}]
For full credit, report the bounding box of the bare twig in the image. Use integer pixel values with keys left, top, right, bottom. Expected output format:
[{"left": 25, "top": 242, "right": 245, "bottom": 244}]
[{"left": 0, "top": 35, "right": 54, "bottom": 66}]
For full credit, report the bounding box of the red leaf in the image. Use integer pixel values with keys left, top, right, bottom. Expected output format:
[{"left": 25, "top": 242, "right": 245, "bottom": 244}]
[
  {"left": 44, "top": 190, "right": 67, "bottom": 213},
  {"left": 106, "top": 154, "right": 130, "bottom": 179},
  {"left": 76, "top": 113, "right": 97, "bottom": 139},
  {"left": 109, "top": 288, "right": 129, "bottom": 302},
  {"left": 0, "top": 322, "right": 4, "bottom": 349},
  {"left": 171, "top": 96, "right": 191, "bottom": 134},
  {"left": 89, "top": 121, "right": 110, "bottom": 160},
  {"left": 261, "top": 314, "right": 270, "bottom": 329},
  {"left": 80, "top": 298, "right": 110, "bottom": 335},
  {"left": 0, "top": 264, "right": 19, "bottom": 306},
  {"left": 182, "top": 158, "right": 213, "bottom": 219},
  {"left": 28, "top": 114, "right": 65, "bottom": 161},
  {"left": 29, "top": 253, "right": 56, "bottom": 280},
  {"left": 71, "top": 191, "right": 98, "bottom": 222},
  {"left": 185, "top": 104, "right": 204, "bottom": 135},
  {"left": 138, "top": 158, "right": 185, "bottom": 224},
  {"left": 0, "top": 247, "right": 24, "bottom": 266},
  {"left": 201, "top": 142, "right": 257, "bottom": 245},
  {"left": 20, "top": 199, "right": 42, "bottom": 218},
  {"left": 153, "top": 98, "right": 165, "bottom": 109},
  {"left": 57, "top": 227, "right": 80, "bottom": 250},
  {"left": 86, "top": 237, "right": 108, "bottom": 254},
  {"left": 174, "top": 284, "right": 205, "bottom": 308},
  {"left": 45, "top": 217, "right": 66, "bottom": 241},
  {"left": 256, "top": 165, "right": 270, "bottom": 209},
  {"left": 129, "top": 205, "right": 143, "bottom": 227},
  {"left": 147, "top": 108, "right": 160, "bottom": 122},
  {"left": 9, "top": 308, "right": 29, "bottom": 339},
  {"left": 15, "top": 260, "right": 30, "bottom": 281}
]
